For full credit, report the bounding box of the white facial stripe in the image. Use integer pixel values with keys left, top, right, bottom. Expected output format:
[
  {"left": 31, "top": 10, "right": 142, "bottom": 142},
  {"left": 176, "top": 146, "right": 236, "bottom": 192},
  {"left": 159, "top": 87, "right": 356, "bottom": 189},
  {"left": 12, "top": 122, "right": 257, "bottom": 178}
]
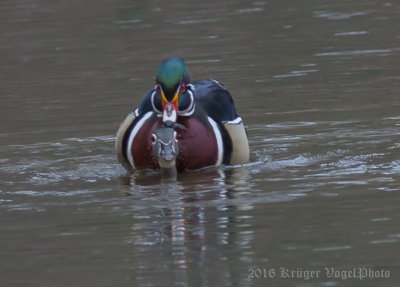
[
  {"left": 177, "top": 90, "right": 195, "bottom": 116},
  {"left": 152, "top": 84, "right": 195, "bottom": 117},
  {"left": 151, "top": 91, "right": 162, "bottom": 113},
  {"left": 176, "top": 80, "right": 182, "bottom": 94},
  {"left": 207, "top": 116, "right": 224, "bottom": 166},
  {"left": 127, "top": 112, "right": 153, "bottom": 168}
]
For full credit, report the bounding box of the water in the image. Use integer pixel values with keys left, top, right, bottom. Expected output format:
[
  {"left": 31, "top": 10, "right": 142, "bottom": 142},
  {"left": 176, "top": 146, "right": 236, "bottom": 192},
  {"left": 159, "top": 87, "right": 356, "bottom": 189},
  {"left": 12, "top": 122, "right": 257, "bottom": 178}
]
[{"left": 1, "top": 0, "right": 399, "bottom": 286}]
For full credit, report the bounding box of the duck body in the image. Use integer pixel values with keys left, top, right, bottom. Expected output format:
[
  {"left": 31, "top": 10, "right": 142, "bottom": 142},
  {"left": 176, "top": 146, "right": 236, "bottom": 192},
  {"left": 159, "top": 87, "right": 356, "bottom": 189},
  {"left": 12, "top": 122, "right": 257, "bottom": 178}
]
[{"left": 116, "top": 58, "right": 249, "bottom": 173}]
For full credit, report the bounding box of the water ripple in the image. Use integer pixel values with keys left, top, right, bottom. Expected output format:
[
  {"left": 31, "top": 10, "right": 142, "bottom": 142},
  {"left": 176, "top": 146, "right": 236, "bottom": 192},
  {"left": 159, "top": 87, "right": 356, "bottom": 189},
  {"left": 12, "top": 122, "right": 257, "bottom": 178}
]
[
  {"left": 237, "top": 8, "right": 264, "bottom": 14},
  {"left": 313, "top": 245, "right": 352, "bottom": 252},
  {"left": 1, "top": 135, "right": 124, "bottom": 190},
  {"left": 178, "top": 18, "right": 221, "bottom": 25},
  {"left": 249, "top": 116, "right": 399, "bottom": 193},
  {"left": 314, "top": 10, "right": 371, "bottom": 20},
  {"left": 334, "top": 31, "right": 369, "bottom": 36},
  {"left": 315, "top": 49, "right": 392, "bottom": 57}
]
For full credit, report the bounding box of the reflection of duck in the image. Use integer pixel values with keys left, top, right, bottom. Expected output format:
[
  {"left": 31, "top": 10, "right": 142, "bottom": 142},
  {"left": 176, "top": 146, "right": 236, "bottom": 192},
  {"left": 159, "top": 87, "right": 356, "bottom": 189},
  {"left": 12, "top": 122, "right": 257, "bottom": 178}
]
[
  {"left": 122, "top": 166, "right": 254, "bottom": 284},
  {"left": 116, "top": 57, "right": 249, "bottom": 173}
]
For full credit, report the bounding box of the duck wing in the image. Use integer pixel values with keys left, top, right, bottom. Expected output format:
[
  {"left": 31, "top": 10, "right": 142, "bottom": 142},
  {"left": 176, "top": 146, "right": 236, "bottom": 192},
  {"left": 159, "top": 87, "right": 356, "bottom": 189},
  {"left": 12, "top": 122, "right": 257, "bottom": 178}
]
[{"left": 193, "top": 79, "right": 239, "bottom": 123}]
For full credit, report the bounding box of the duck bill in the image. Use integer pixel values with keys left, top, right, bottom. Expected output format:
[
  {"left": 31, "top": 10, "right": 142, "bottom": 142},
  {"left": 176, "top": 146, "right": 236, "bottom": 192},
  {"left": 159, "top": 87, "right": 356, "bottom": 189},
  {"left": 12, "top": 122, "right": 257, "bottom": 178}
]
[
  {"left": 161, "top": 91, "right": 179, "bottom": 109},
  {"left": 161, "top": 91, "right": 179, "bottom": 110}
]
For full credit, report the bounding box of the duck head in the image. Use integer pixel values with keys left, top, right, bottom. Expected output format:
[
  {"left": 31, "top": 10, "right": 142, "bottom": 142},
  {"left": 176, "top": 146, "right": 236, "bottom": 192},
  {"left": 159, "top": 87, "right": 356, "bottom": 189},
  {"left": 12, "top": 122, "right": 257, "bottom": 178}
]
[
  {"left": 151, "top": 122, "right": 185, "bottom": 177},
  {"left": 154, "top": 58, "right": 194, "bottom": 121}
]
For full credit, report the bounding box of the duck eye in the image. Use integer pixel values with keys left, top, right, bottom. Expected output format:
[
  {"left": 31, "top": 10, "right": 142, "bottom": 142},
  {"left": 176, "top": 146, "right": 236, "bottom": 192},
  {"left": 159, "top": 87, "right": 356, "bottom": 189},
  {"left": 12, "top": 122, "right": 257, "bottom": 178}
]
[
  {"left": 180, "top": 82, "right": 186, "bottom": 93},
  {"left": 151, "top": 134, "right": 157, "bottom": 144},
  {"left": 156, "top": 85, "right": 161, "bottom": 94}
]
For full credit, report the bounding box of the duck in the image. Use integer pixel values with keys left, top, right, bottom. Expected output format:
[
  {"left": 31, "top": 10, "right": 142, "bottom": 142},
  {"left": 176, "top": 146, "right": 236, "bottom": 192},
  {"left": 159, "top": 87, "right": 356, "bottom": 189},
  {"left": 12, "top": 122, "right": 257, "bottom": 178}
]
[{"left": 115, "top": 57, "right": 249, "bottom": 175}]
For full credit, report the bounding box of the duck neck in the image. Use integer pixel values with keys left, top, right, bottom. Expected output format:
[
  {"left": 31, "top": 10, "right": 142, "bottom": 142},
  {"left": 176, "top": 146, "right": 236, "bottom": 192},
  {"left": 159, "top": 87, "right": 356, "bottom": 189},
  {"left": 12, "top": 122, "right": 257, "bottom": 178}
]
[
  {"left": 160, "top": 166, "right": 177, "bottom": 180},
  {"left": 158, "top": 159, "right": 177, "bottom": 180}
]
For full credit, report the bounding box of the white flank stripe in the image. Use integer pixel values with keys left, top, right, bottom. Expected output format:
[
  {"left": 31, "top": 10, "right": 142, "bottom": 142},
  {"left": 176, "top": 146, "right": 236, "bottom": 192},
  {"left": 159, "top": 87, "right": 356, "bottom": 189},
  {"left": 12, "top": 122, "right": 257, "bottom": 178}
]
[
  {"left": 224, "top": 116, "right": 243, "bottom": 125},
  {"left": 207, "top": 116, "right": 224, "bottom": 166},
  {"left": 127, "top": 112, "right": 153, "bottom": 168}
]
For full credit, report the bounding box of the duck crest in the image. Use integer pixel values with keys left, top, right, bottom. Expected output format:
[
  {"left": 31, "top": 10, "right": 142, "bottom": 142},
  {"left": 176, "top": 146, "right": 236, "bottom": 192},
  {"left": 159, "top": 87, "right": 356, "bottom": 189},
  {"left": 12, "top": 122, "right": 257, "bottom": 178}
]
[{"left": 156, "top": 58, "right": 190, "bottom": 88}]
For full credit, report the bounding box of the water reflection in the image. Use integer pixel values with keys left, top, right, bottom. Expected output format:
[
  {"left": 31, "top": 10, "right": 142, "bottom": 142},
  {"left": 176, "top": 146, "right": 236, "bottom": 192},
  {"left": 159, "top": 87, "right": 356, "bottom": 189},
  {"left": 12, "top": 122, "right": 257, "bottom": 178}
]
[{"left": 119, "top": 167, "right": 255, "bottom": 286}]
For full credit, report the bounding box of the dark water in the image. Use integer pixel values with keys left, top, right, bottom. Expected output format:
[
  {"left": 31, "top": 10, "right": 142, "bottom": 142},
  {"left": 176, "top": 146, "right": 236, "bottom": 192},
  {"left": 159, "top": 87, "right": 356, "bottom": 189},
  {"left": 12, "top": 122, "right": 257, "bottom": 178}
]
[{"left": 1, "top": 0, "right": 400, "bottom": 286}]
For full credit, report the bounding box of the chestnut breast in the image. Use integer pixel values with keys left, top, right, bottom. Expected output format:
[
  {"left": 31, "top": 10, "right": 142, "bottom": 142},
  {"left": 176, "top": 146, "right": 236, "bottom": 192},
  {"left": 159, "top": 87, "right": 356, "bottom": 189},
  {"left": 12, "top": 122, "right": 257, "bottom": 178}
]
[
  {"left": 175, "top": 117, "right": 219, "bottom": 172},
  {"left": 129, "top": 113, "right": 221, "bottom": 172}
]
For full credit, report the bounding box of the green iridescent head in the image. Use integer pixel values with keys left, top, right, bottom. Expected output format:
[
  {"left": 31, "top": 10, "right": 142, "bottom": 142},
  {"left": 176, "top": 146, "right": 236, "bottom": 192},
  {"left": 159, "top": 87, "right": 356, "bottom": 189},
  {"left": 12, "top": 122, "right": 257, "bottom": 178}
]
[{"left": 156, "top": 58, "right": 191, "bottom": 101}]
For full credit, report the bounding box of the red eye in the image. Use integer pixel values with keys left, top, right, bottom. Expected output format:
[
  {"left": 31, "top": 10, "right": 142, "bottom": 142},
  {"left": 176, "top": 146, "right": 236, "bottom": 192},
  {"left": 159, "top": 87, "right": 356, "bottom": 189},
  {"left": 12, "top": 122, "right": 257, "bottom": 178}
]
[
  {"left": 156, "top": 85, "right": 161, "bottom": 94},
  {"left": 180, "top": 82, "right": 186, "bottom": 93}
]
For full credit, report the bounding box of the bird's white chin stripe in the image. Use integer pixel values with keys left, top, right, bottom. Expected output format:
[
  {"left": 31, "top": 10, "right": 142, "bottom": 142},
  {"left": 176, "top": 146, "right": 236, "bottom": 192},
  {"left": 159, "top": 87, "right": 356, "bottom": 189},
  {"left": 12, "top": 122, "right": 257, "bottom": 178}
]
[
  {"left": 158, "top": 159, "right": 176, "bottom": 169},
  {"left": 126, "top": 112, "right": 153, "bottom": 168},
  {"left": 207, "top": 116, "right": 224, "bottom": 166}
]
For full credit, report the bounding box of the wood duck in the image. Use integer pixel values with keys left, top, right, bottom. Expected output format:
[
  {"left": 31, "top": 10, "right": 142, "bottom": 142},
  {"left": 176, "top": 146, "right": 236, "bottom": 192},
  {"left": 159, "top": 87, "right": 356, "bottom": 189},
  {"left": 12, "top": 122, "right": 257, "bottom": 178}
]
[{"left": 116, "top": 57, "right": 249, "bottom": 174}]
